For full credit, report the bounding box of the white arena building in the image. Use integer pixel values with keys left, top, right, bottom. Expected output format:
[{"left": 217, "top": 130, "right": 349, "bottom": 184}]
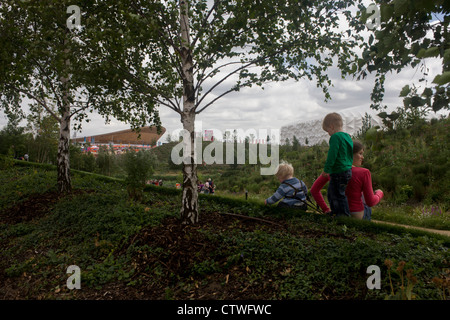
[{"left": 280, "top": 107, "right": 383, "bottom": 146}]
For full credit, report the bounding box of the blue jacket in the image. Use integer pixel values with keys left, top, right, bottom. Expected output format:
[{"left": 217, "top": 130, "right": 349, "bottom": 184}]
[{"left": 266, "top": 177, "right": 308, "bottom": 207}]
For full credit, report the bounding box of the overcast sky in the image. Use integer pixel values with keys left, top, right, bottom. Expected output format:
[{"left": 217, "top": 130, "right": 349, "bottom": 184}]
[{"left": 1, "top": 1, "right": 447, "bottom": 142}]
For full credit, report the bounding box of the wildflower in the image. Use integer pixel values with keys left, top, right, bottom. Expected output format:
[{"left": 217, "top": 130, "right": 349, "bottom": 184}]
[
  {"left": 384, "top": 259, "right": 393, "bottom": 269},
  {"left": 406, "top": 269, "right": 413, "bottom": 278},
  {"left": 432, "top": 277, "right": 442, "bottom": 287},
  {"left": 406, "top": 269, "right": 417, "bottom": 285},
  {"left": 397, "top": 261, "right": 406, "bottom": 273}
]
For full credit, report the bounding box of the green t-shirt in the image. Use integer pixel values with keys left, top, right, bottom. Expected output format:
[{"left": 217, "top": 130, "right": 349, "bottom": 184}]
[{"left": 324, "top": 131, "right": 353, "bottom": 174}]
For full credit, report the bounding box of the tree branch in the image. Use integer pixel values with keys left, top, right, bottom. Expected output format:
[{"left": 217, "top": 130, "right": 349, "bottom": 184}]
[
  {"left": 13, "top": 86, "right": 62, "bottom": 122},
  {"left": 70, "top": 93, "right": 92, "bottom": 118},
  {"left": 110, "top": 60, "right": 182, "bottom": 114},
  {"left": 191, "top": 0, "right": 220, "bottom": 49},
  {"left": 195, "top": 87, "right": 238, "bottom": 114},
  {"left": 195, "top": 59, "right": 256, "bottom": 110}
]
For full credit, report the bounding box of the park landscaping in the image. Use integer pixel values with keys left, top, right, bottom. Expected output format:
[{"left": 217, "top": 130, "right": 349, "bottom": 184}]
[{"left": 1, "top": 161, "right": 449, "bottom": 300}]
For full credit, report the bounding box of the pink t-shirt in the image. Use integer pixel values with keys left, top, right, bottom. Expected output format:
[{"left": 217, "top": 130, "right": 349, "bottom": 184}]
[{"left": 310, "top": 167, "right": 384, "bottom": 213}]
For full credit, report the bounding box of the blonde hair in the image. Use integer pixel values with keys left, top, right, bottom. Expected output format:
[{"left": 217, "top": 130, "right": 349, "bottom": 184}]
[
  {"left": 322, "top": 112, "right": 343, "bottom": 131},
  {"left": 275, "top": 161, "right": 294, "bottom": 181}
]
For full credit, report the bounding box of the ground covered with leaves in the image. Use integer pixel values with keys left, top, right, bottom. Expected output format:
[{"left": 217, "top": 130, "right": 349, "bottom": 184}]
[{"left": 1, "top": 164, "right": 449, "bottom": 300}]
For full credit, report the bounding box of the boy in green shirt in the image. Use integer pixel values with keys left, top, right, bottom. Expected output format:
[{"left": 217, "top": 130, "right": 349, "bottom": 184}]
[{"left": 321, "top": 113, "right": 353, "bottom": 217}]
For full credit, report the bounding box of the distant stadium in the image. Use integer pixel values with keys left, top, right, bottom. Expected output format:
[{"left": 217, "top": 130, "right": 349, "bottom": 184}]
[
  {"left": 72, "top": 126, "right": 166, "bottom": 155},
  {"left": 280, "top": 108, "right": 382, "bottom": 146}
]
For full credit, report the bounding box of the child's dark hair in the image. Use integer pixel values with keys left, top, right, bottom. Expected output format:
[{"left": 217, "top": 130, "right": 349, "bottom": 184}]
[{"left": 353, "top": 140, "right": 364, "bottom": 154}]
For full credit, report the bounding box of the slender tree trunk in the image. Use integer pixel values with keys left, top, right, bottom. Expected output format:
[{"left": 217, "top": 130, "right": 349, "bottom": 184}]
[
  {"left": 180, "top": 0, "right": 198, "bottom": 224},
  {"left": 57, "top": 39, "right": 72, "bottom": 194},
  {"left": 57, "top": 103, "right": 71, "bottom": 193},
  {"left": 180, "top": 111, "right": 198, "bottom": 225}
]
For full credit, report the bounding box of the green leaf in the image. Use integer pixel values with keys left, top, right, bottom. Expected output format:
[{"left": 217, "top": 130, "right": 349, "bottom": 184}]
[
  {"left": 421, "top": 87, "right": 433, "bottom": 97},
  {"left": 423, "top": 47, "right": 440, "bottom": 58},
  {"left": 393, "top": 0, "right": 409, "bottom": 16},
  {"left": 444, "top": 49, "right": 450, "bottom": 62},
  {"left": 399, "top": 85, "right": 410, "bottom": 97},
  {"left": 377, "top": 112, "right": 388, "bottom": 119},
  {"left": 417, "top": 47, "right": 440, "bottom": 59},
  {"left": 380, "top": 3, "right": 394, "bottom": 22},
  {"left": 387, "top": 112, "right": 400, "bottom": 121},
  {"left": 410, "top": 95, "right": 425, "bottom": 107},
  {"left": 416, "top": 48, "right": 426, "bottom": 58},
  {"left": 432, "top": 71, "right": 450, "bottom": 86}
]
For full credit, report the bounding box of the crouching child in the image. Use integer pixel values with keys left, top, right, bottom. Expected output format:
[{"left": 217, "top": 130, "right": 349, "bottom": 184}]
[{"left": 265, "top": 161, "right": 308, "bottom": 210}]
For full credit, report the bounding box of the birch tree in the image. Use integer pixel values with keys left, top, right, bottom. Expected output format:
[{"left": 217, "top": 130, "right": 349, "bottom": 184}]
[
  {"left": 0, "top": 0, "right": 158, "bottom": 193},
  {"left": 84, "top": 0, "right": 366, "bottom": 224}
]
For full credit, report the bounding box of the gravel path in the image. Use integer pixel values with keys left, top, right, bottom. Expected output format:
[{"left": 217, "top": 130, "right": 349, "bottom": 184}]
[{"left": 372, "top": 220, "right": 450, "bottom": 238}]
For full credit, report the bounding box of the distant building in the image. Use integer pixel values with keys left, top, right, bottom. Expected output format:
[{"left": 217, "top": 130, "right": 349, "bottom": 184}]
[
  {"left": 72, "top": 126, "right": 166, "bottom": 155},
  {"left": 73, "top": 126, "right": 165, "bottom": 145},
  {"left": 280, "top": 108, "right": 382, "bottom": 146}
]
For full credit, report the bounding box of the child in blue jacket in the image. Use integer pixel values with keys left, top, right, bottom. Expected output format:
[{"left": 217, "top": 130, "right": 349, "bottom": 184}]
[{"left": 265, "top": 161, "right": 308, "bottom": 210}]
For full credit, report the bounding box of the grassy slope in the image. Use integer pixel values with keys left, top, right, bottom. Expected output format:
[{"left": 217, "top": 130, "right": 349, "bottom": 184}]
[{"left": 0, "top": 163, "right": 449, "bottom": 300}]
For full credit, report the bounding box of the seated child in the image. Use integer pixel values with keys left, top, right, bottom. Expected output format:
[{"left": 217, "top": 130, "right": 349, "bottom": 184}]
[
  {"left": 265, "top": 161, "right": 308, "bottom": 210},
  {"left": 202, "top": 182, "right": 210, "bottom": 194}
]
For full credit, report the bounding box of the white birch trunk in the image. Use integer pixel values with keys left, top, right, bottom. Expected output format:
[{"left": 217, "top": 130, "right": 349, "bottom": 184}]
[
  {"left": 57, "top": 102, "right": 71, "bottom": 193},
  {"left": 180, "top": 0, "right": 198, "bottom": 224},
  {"left": 57, "top": 40, "right": 72, "bottom": 194}
]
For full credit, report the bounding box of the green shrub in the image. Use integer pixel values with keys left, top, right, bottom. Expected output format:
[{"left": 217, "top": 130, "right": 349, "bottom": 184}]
[
  {"left": 412, "top": 177, "right": 427, "bottom": 201},
  {"left": 96, "top": 146, "right": 116, "bottom": 176},
  {"left": 121, "top": 150, "right": 154, "bottom": 200},
  {"left": 248, "top": 183, "right": 260, "bottom": 193},
  {"left": 231, "top": 185, "right": 241, "bottom": 193},
  {"left": 395, "top": 185, "right": 414, "bottom": 204},
  {"left": 431, "top": 164, "right": 447, "bottom": 179},
  {"left": 0, "top": 154, "right": 14, "bottom": 170},
  {"left": 412, "top": 164, "right": 431, "bottom": 175},
  {"left": 375, "top": 169, "right": 398, "bottom": 193}
]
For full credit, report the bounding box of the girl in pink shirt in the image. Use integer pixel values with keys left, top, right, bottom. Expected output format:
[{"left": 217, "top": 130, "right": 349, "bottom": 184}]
[{"left": 311, "top": 140, "right": 384, "bottom": 220}]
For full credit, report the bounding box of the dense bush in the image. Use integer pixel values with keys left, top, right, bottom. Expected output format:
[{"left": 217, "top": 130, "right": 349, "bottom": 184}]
[{"left": 122, "top": 150, "right": 155, "bottom": 200}]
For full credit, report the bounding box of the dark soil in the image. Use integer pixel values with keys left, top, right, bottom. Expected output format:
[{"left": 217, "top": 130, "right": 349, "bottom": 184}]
[
  {"left": 0, "top": 191, "right": 62, "bottom": 224},
  {"left": 71, "top": 209, "right": 362, "bottom": 300},
  {"left": 0, "top": 189, "right": 94, "bottom": 224},
  {"left": 76, "top": 211, "right": 291, "bottom": 300}
]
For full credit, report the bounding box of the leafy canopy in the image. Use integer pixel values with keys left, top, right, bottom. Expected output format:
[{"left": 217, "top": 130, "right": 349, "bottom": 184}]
[
  {"left": 0, "top": 0, "right": 160, "bottom": 131},
  {"left": 357, "top": 0, "right": 449, "bottom": 118},
  {"left": 83, "top": 0, "right": 367, "bottom": 116}
]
